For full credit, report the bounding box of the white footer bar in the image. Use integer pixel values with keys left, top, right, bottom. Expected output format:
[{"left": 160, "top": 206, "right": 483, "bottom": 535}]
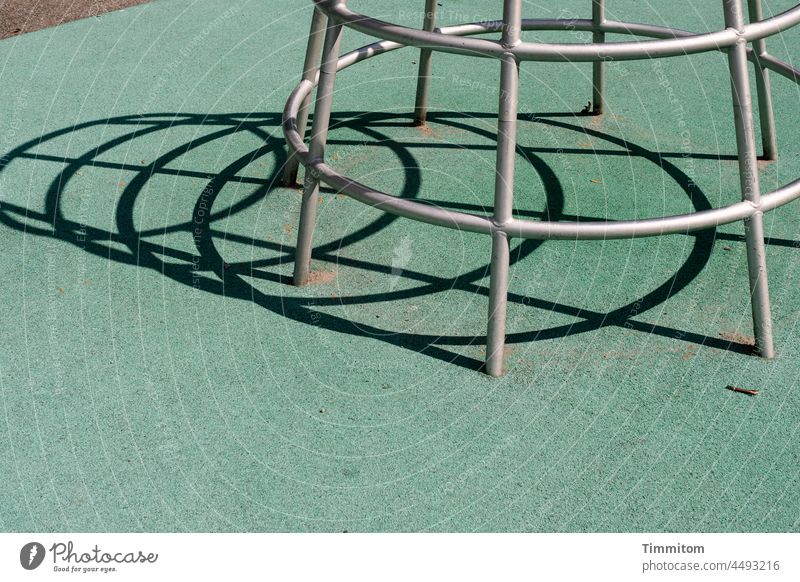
[{"left": 1, "top": 533, "right": 797, "bottom": 581}]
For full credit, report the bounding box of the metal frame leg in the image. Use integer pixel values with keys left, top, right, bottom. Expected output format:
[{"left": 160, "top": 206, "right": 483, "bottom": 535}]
[
  {"left": 486, "top": 0, "right": 522, "bottom": 377},
  {"left": 747, "top": 0, "right": 778, "bottom": 161},
  {"left": 283, "top": 7, "right": 328, "bottom": 187},
  {"left": 592, "top": 0, "right": 606, "bottom": 115},
  {"left": 724, "top": 0, "right": 775, "bottom": 358},
  {"left": 293, "top": 17, "right": 344, "bottom": 286},
  {"left": 414, "top": 0, "right": 438, "bottom": 125}
]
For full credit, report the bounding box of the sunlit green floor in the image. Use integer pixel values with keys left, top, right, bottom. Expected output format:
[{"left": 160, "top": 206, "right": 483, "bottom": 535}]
[{"left": 1, "top": 0, "right": 799, "bottom": 532}]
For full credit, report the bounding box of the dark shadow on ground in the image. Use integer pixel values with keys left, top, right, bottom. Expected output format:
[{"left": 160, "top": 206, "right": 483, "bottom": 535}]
[{"left": 1, "top": 110, "right": 784, "bottom": 372}]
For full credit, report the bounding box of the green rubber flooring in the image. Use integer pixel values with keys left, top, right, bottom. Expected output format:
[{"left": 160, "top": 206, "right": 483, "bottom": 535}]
[{"left": 1, "top": 0, "right": 799, "bottom": 532}]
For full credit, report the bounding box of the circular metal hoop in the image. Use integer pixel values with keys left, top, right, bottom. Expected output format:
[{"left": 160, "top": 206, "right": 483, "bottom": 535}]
[
  {"left": 283, "top": 11, "right": 800, "bottom": 241},
  {"left": 285, "top": 0, "right": 798, "bottom": 373},
  {"left": 315, "top": 0, "right": 800, "bottom": 61}
]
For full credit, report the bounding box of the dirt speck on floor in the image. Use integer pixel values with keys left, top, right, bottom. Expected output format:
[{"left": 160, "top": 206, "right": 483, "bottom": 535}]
[
  {"left": 415, "top": 123, "right": 435, "bottom": 137},
  {"left": 306, "top": 270, "right": 337, "bottom": 285},
  {"left": 719, "top": 330, "right": 756, "bottom": 345}
]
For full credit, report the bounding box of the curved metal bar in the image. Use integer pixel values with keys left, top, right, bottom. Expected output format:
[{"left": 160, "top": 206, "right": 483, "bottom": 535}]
[
  {"left": 761, "top": 176, "right": 800, "bottom": 211},
  {"left": 282, "top": 60, "right": 800, "bottom": 241},
  {"left": 309, "top": 19, "right": 800, "bottom": 84},
  {"left": 436, "top": 19, "right": 688, "bottom": 41},
  {"left": 760, "top": 53, "right": 800, "bottom": 82},
  {"left": 284, "top": 80, "right": 493, "bottom": 236},
  {"left": 282, "top": 6, "right": 327, "bottom": 186},
  {"left": 315, "top": 0, "right": 800, "bottom": 62},
  {"left": 282, "top": 11, "right": 800, "bottom": 242},
  {"left": 287, "top": 1, "right": 800, "bottom": 373}
]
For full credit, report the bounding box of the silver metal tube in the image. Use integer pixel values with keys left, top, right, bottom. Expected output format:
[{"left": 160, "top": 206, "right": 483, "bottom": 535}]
[
  {"left": 748, "top": 0, "right": 778, "bottom": 161},
  {"left": 724, "top": 0, "right": 775, "bottom": 358},
  {"left": 283, "top": 7, "right": 327, "bottom": 186},
  {"left": 744, "top": 3, "right": 800, "bottom": 40},
  {"left": 337, "top": 39, "right": 404, "bottom": 69},
  {"left": 334, "top": 18, "right": 800, "bottom": 83},
  {"left": 760, "top": 176, "right": 800, "bottom": 211},
  {"left": 414, "top": 0, "right": 438, "bottom": 125},
  {"left": 487, "top": 232, "right": 511, "bottom": 376},
  {"left": 280, "top": 1, "right": 800, "bottom": 370},
  {"left": 293, "top": 18, "right": 344, "bottom": 287},
  {"left": 314, "top": 0, "right": 800, "bottom": 62},
  {"left": 283, "top": 73, "right": 800, "bottom": 241},
  {"left": 486, "top": 0, "right": 522, "bottom": 377},
  {"left": 744, "top": 211, "right": 775, "bottom": 356},
  {"left": 759, "top": 52, "right": 800, "bottom": 82},
  {"left": 592, "top": 1, "right": 606, "bottom": 114}
]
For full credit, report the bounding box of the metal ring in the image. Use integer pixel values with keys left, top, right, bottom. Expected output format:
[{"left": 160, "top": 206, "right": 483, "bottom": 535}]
[
  {"left": 282, "top": 19, "right": 800, "bottom": 241},
  {"left": 315, "top": 0, "right": 800, "bottom": 62}
]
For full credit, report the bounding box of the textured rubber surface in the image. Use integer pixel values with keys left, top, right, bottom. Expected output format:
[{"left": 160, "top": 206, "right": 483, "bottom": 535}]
[{"left": 0, "top": 0, "right": 799, "bottom": 532}]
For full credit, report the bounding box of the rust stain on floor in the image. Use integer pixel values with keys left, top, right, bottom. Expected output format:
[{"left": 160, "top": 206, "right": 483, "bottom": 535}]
[
  {"left": 719, "top": 330, "right": 756, "bottom": 346},
  {"left": 306, "top": 270, "right": 337, "bottom": 285}
]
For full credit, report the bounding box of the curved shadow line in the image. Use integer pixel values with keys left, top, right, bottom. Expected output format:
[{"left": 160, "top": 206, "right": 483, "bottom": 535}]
[
  {"left": 190, "top": 113, "right": 727, "bottom": 360},
  {"left": 0, "top": 111, "right": 753, "bottom": 372},
  {"left": 277, "top": 112, "right": 722, "bottom": 349}
]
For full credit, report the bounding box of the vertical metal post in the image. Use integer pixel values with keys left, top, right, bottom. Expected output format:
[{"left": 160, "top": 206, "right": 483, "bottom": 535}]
[
  {"left": 293, "top": 16, "right": 344, "bottom": 286},
  {"left": 414, "top": 0, "right": 438, "bottom": 125},
  {"left": 283, "top": 6, "right": 328, "bottom": 186},
  {"left": 723, "top": 0, "right": 775, "bottom": 358},
  {"left": 486, "top": 0, "right": 522, "bottom": 377},
  {"left": 746, "top": 0, "right": 778, "bottom": 161},
  {"left": 592, "top": 0, "right": 605, "bottom": 115}
]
